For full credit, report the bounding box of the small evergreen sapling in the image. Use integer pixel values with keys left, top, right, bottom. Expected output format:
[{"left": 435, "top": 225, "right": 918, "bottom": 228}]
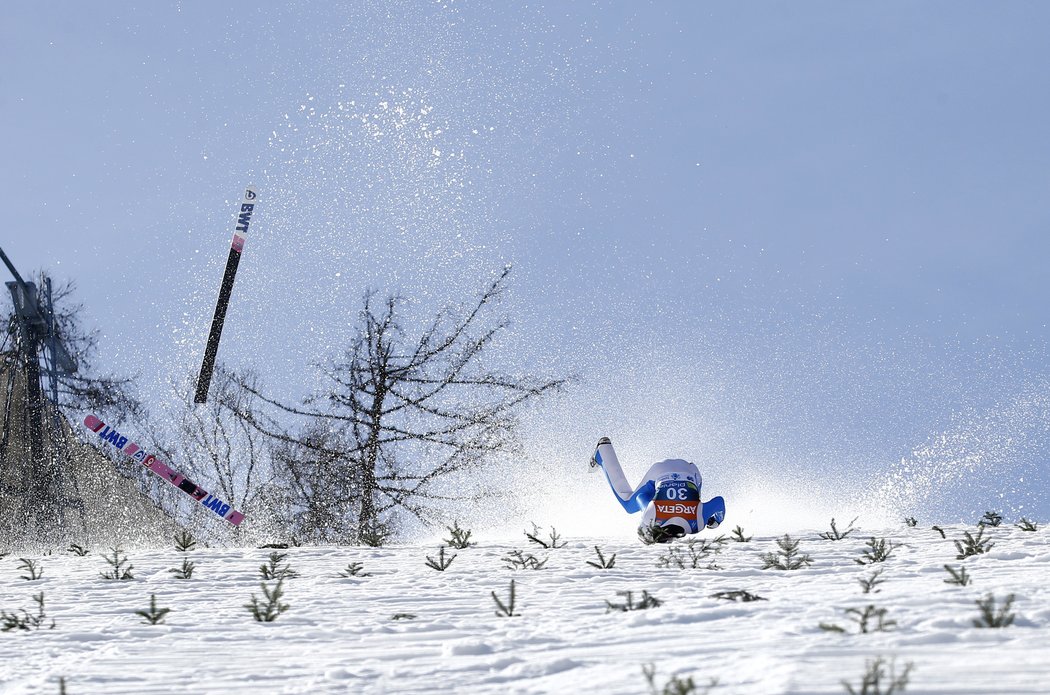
[
  {"left": 1, "top": 592, "right": 54, "bottom": 631},
  {"left": 942, "top": 564, "right": 971, "bottom": 586},
  {"left": 973, "top": 593, "right": 1016, "bottom": 628},
  {"left": 502, "top": 550, "right": 548, "bottom": 570},
  {"left": 659, "top": 538, "right": 722, "bottom": 570},
  {"left": 842, "top": 656, "right": 913, "bottom": 695},
  {"left": 100, "top": 547, "right": 134, "bottom": 580},
  {"left": 358, "top": 521, "right": 392, "bottom": 547},
  {"left": 819, "top": 517, "right": 858, "bottom": 541},
  {"left": 492, "top": 579, "right": 518, "bottom": 617},
  {"left": 174, "top": 530, "right": 197, "bottom": 552},
  {"left": 17, "top": 558, "right": 43, "bottom": 581},
  {"left": 135, "top": 594, "right": 171, "bottom": 625},
  {"left": 246, "top": 579, "right": 289, "bottom": 622},
  {"left": 66, "top": 543, "right": 90, "bottom": 556},
  {"left": 337, "top": 562, "right": 370, "bottom": 578},
  {"left": 954, "top": 528, "right": 994, "bottom": 559},
  {"left": 931, "top": 525, "right": 946, "bottom": 539},
  {"left": 978, "top": 510, "right": 1003, "bottom": 528},
  {"left": 259, "top": 552, "right": 299, "bottom": 580},
  {"left": 586, "top": 546, "right": 616, "bottom": 569},
  {"left": 443, "top": 521, "right": 475, "bottom": 549},
  {"left": 643, "top": 663, "right": 718, "bottom": 695},
  {"left": 904, "top": 516, "right": 918, "bottom": 528},
  {"left": 761, "top": 535, "right": 813, "bottom": 570},
  {"left": 858, "top": 569, "right": 886, "bottom": 594},
  {"left": 855, "top": 537, "right": 899, "bottom": 565},
  {"left": 820, "top": 605, "right": 896, "bottom": 634},
  {"left": 605, "top": 590, "right": 662, "bottom": 612},
  {"left": 169, "top": 558, "right": 196, "bottom": 580},
  {"left": 710, "top": 589, "right": 766, "bottom": 602},
  {"left": 424, "top": 546, "right": 457, "bottom": 571},
  {"left": 729, "top": 525, "right": 752, "bottom": 542},
  {"left": 1015, "top": 518, "right": 1038, "bottom": 532},
  {"left": 525, "top": 523, "right": 567, "bottom": 549}
]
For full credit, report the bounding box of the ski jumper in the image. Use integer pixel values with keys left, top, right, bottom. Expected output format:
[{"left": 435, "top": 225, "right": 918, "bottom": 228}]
[{"left": 592, "top": 437, "right": 725, "bottom": 537}]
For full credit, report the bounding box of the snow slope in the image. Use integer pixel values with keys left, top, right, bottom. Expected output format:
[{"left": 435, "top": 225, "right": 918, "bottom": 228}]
[{"left": 0, "top": 523, "right": 1047, "bottom": 694}]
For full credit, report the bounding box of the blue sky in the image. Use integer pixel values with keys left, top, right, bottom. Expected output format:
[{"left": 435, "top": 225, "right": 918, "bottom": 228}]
[{"left": 3, "top": 2, "right": 1049, "bottom": 523}]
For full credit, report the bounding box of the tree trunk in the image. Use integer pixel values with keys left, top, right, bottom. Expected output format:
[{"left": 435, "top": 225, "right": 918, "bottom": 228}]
[{"left": 357, "top": 365, "right": 386, "bottom": 537}]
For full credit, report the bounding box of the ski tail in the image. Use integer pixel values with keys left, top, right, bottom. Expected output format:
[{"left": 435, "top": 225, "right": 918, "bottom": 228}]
[{"left": 194, "top": 186, "right": 258, "bottom": 404}]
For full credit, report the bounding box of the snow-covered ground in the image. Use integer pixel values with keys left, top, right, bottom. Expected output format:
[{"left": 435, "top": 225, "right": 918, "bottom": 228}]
[{"left": 1, "top": 523, "right": 1047, "bottom": 694}]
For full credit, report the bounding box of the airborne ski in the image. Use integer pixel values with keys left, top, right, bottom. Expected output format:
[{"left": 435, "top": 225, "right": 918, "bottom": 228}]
[
  {"left": 194, "top": 186, "right": 258, "bottom": 404},
  {"left": 84, "top": 414, "right": 246, "bottom": 526}
]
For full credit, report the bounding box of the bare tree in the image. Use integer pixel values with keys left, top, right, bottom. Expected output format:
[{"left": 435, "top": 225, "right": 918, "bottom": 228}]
[
  {"left": 150, "top": 367, "right": 271, "bottom": 524},
  {"left": 265, "top": 423, "right": 360, "bottom": 543},
  {"left": 233, "top": 266, "right": 569, "bottom": 543}
]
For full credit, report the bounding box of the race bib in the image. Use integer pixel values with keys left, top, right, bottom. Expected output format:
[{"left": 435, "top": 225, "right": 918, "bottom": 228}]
[{"left": 654, "top": 480, "right": 699, "bottom": 531}]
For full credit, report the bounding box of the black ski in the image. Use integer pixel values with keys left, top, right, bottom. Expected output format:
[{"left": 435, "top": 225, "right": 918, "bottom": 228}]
[{"left": 194, "top": 186, "right": 258, "bottom": 403}]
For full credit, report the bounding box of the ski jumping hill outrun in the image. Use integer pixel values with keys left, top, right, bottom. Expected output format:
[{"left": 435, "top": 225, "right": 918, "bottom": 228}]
[{"left": 0, "top": 521, "right": 1047, "bottom": 694}]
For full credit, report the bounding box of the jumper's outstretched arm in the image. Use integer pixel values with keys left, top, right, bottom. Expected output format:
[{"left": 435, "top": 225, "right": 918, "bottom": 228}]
[{"left": 593, "top": 438, "right": 655, "bottom": 513}]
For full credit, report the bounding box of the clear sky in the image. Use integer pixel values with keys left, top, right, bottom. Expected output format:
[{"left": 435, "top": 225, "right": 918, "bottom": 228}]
[{"left": 3, "top": 2, "right": 1049, "bottom": 523}]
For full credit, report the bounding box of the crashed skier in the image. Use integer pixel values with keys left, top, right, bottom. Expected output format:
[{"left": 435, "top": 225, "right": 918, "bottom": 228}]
[{"left": 591, "top": 437, "right": 726, "bottom": 543}]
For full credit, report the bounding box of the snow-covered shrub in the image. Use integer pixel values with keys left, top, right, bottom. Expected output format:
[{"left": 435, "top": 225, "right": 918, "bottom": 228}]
[
  {"left": 729, "top": 525, "right": 752, "bottom": 542},
  {"left": 259, "top": 552, "right": 299, "bottom": 580},
  {"left": 135, "top": 594, "right": 170, "bottom": 625},
  {"left": 443, "top": 521, "right": 475, "bottom": 549},
  {"left": 979, "top": 511, "right": 1003, "bottom": 528},
  {"left": 761, "top": 535, "right": 812, "bottom": 570},
  {"left": 820, "top": 605, "right": 896, "bottom": 634},
  {"left": 586, "top": 546, "right": 616, "bottom": 569},
  {"left": 710, "top": 590, "right": 766, "bottom": 602},
  {"left": 942, "top": 564, "right": 971, "bottom": 586},
  {"left": 819, "top": 517, "right": 858, "bottom": 541},
  {"left": 605, "top": 590, "right": 662, "bottom": 613},
  {"left": 858, "top": 569, "right": 886, "bottom": 594},
  {"left": 174, "top": 530, "right": 197, "bottom": 552},
  {"left": 659, "top": 538, "right": 721, "bottom": 570},
  {"left": 169, "top": 558, "right": 196, "bottom": 580},
  {"left": 642, "top": 664, "right": 718, "bottom": 695},
  {"left": 855, "top": 537, "right": 899, "bottom": 565},
  {"left": 525, "top": 523, "right": 566, "bottom": 549},
  {"left": 1015, "top": 518, "right": 1038, "bottom": 532},
  {"left": 842, "top": 656, "right": 912, "bottom": 694},
  {"left": 245, "top": 579, "right": 289, "bottom": 622},
  {"left": 954, "top": 528, "right": 994, "bottom": 559},
  {"left": 502, "top": 550, "right": 547, "bottom": 570},
  {"left": 1, "top": 592, "right": 54, "bottom": 632},
  {"left": 17, "top": 558, "right": 42, "bottom": 581},
  {"left": 337, "top": 562, "right": 370, "bottom": 578},
  {"left": 973, "top": 593, "right": 1016, "bottom": 628},
  {"left": 100, "top": 547, "right": 133, "bottom": 580},
  {"left": 424, "top": 546, "right": 457, "bottom": 571},
  {"left": 491, "top": 580, "right": 518, "bottom": 617}
]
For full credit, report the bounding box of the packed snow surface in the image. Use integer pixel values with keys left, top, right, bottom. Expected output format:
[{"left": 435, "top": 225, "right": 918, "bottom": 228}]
[{"left": 1, "top": 524, "right": 1048, "bottom": 694}]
